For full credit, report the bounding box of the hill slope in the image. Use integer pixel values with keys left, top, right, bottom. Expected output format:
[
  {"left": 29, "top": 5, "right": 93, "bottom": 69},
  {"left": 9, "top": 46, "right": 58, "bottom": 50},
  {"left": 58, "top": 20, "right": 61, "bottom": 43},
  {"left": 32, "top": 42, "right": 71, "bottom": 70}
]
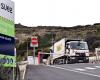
[{"left": 15, "top": 23, "right": 100, "bottom": 60}]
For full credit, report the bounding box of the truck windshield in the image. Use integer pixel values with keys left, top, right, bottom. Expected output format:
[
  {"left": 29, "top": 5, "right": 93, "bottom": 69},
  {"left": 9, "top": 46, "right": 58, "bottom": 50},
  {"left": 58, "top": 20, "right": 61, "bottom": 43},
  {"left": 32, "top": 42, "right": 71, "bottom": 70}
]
[{"left": 69, "top": 41, "right": 88, "bottom": 50}]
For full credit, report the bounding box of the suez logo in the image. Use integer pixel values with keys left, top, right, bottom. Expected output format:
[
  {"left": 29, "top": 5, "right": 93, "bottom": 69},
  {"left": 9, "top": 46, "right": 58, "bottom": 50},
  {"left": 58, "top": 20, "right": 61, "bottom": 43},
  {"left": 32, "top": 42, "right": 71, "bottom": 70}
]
[{"left": 0, "top": 3, "right": 13, "bottom": 14}]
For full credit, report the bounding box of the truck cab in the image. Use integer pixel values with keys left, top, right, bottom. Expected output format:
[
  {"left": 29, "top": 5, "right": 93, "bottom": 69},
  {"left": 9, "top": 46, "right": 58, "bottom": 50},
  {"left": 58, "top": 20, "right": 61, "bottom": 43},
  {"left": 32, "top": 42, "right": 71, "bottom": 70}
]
[{"left": 66, "top": 40, "right": 89, "bottom": 63}]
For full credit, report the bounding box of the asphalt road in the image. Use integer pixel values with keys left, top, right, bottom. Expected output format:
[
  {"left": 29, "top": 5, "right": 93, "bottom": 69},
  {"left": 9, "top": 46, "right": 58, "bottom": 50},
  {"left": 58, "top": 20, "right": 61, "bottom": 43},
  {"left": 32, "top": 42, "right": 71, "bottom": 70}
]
[{"left": 25, "top": 63, "right": 100, "bottom": 80}]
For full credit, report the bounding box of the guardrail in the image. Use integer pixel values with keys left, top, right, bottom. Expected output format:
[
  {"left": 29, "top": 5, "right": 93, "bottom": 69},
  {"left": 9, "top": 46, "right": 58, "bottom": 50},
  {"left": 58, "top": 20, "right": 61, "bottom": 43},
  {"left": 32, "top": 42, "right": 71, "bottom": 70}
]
[{"left": 89, "top": 56, "right": 100, "bottom": 63}]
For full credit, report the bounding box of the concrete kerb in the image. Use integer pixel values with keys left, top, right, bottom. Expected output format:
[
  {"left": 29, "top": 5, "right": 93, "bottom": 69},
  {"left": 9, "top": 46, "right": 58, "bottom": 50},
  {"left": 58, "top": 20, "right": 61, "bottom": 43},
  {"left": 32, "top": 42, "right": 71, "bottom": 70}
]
[
  {"left": 18, "top": 57, "right": 100, "bottom": 80},
  {"left": 18, "top": 61, "right": 28, "bottom": 80}
]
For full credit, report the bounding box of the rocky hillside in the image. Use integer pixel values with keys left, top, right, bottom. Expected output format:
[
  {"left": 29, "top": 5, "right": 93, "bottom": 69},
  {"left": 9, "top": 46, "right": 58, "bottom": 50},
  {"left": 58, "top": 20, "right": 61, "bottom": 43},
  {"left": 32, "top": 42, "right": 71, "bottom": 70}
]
[
  {"left": 15, "top": 23, "right": 100, "bottom": 60},
  {"left": 16, "top": 24, "right": 99, "bottom": 40}
]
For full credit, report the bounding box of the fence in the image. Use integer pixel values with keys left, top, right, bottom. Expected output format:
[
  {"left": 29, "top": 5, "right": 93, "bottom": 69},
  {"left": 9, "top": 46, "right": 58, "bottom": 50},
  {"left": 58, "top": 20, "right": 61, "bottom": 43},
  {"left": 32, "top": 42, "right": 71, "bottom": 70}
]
[{"left": 89, "top": 48, "right": 100, "bottom": 63}]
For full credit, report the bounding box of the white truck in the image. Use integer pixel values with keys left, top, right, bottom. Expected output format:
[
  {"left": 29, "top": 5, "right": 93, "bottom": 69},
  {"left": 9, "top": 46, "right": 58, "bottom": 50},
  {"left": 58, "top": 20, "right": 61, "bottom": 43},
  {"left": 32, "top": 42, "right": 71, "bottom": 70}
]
[{"left": 50, "top": 38, "right": 89, "bottom": 64}]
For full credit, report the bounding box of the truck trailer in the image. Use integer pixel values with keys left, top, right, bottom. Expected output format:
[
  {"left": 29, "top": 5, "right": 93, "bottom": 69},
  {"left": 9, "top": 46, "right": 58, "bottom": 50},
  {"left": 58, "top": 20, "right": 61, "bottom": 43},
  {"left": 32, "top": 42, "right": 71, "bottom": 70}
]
[{"left": 49, "top": 38, "right": 89, "bottom": 64}]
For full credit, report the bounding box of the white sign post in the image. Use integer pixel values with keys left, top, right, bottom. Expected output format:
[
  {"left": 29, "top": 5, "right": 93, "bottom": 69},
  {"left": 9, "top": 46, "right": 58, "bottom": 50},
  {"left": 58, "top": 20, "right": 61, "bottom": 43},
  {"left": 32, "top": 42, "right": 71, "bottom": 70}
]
[{"left": 30, "top": 36, "right": 38, "bottom": 64}]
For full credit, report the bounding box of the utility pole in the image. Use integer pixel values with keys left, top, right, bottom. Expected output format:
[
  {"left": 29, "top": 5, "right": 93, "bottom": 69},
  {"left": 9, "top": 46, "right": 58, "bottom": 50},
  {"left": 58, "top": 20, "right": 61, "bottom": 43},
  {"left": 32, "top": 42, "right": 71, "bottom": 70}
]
[
  {"left": 27, "top": 42, "right": 28, "bottom": 61},
  {"left": 47, "top": 31, "right": 56, "bottom": 53},
  {"left": 51, "top": 31, "right": 55, "bottom": 53},
  {"left": 33, "top": 47, "right": 35, "bottom": 64}
]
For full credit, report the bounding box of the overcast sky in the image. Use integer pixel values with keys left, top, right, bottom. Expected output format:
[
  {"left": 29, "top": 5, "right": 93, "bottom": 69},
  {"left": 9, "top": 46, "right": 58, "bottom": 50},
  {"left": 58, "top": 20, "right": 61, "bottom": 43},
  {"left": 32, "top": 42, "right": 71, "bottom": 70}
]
[{"left": 12, "top": 0, "right": 100, "bottom": 27}]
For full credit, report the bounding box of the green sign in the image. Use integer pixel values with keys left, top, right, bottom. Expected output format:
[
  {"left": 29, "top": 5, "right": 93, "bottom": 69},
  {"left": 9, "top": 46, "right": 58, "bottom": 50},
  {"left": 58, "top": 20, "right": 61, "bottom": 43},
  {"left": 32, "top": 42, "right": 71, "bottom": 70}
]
[
  {"left": 0, "top": 16, "right": 14, "bottom": 37},
  {"left": 0, "top": 54, "right": 16, "bottom": 67},
  {"left": 0, "top": 0, "right": 15, "bottom": 67}
]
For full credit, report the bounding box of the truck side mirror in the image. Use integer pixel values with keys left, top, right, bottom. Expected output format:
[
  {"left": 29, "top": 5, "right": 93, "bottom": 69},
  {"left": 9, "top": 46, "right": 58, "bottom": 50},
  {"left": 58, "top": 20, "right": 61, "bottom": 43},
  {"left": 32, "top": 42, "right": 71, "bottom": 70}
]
[
  {"left": 66, "top": 43, "right": 70, "bottom": 49},
  {"left": 68, "top": 46, "right": 70, "bottom": 49}
]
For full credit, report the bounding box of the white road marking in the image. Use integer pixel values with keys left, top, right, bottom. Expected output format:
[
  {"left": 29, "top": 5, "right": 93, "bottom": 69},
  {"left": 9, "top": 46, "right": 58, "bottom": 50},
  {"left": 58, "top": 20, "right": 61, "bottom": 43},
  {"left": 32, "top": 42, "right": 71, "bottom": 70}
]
[
  {"left": 74, "top": 68, "right": 86, "bottom": 71},
  {"left": 85, "top": 67, "right": 96, "bottom": 70},
  {"left": 95, "top": 66, "right": 100, "bottom": 68},
  {"left": 74, "top": 66, "right": 100, "bottom": 71},
  {"left": 46, "top": 65, "right": 100, "bottom": 78}
]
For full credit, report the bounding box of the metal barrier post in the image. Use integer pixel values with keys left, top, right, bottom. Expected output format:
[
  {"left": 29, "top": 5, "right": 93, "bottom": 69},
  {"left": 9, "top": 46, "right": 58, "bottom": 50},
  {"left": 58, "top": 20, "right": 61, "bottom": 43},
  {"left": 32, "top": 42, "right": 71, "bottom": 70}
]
[{"left": 38, "top": 51, "right": 40, "bottom": 65}]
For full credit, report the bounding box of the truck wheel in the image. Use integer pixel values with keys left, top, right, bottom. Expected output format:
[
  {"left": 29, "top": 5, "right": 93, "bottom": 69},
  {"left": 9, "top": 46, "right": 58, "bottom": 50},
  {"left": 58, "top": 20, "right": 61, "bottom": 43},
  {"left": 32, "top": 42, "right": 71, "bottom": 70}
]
[
  {"left": 64, "top": 59, "right": 66, "bottom": 64},
  {"left": 85, "top": 59, "right": 89, "bottom": 63},
  {"left": 66, "top": 59, "right": 70, "bottom": 64},
  {"left": 53, "top": 59, "right": 57, "bottom": 65},
  {"left": 66, "top": 57, "right": 74, "bottom": 64}
]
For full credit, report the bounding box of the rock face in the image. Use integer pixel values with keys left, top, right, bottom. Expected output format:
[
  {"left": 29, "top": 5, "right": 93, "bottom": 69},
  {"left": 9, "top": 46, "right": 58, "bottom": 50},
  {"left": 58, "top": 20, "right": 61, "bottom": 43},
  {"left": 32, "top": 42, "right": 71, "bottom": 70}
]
[
  {"left": 15, "top": 24, "right": 99, "bottom": 41},
  {"left": 15, "top": 23, "right": 100, "bottom": 61},
  {"left": 15, "top": 23, "right": 100, "bottom": 52}
]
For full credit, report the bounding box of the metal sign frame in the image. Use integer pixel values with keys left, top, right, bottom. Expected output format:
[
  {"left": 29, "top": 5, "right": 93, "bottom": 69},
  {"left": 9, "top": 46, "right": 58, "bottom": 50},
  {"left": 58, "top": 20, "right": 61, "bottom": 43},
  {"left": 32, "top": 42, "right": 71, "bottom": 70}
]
[{"left": 30, "top": 36, "right": 38, "bottom": 47}]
